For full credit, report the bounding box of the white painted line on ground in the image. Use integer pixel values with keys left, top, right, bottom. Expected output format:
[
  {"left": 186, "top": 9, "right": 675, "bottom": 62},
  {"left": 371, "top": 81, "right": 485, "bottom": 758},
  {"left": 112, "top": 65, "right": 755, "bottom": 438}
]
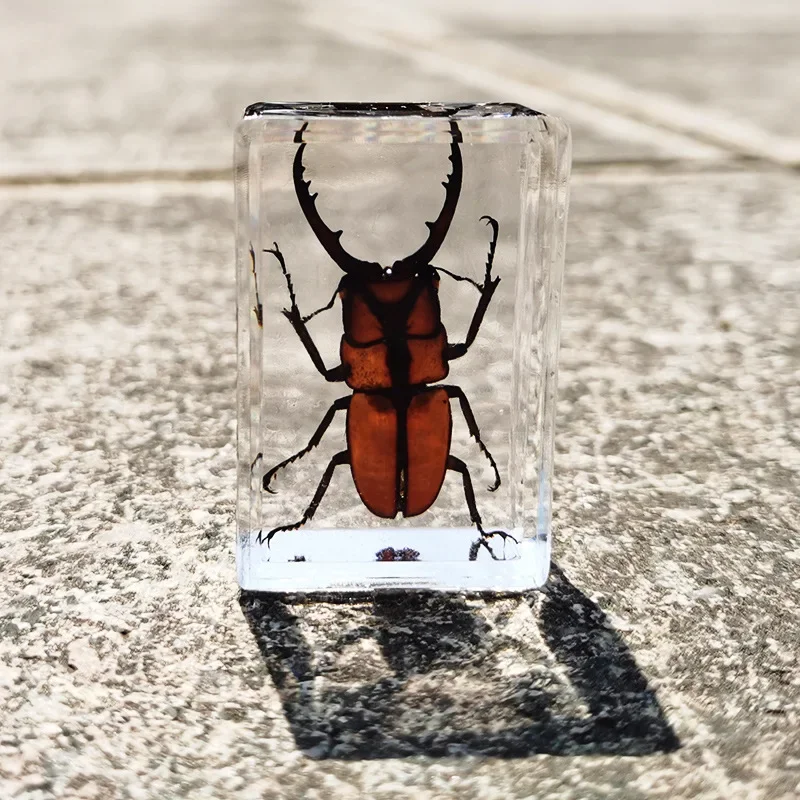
[
  {"left": 301, "top": 3, "right": 726, "bottom": 162},
  {"left": 303, "top": 1, "right": 800, "bottom": 165},
  {"left": 352, "top": 0, "right": 800, "bottom": 35},
  {"left": 449, "top": 37, "right": 800, "bottom": 166}
]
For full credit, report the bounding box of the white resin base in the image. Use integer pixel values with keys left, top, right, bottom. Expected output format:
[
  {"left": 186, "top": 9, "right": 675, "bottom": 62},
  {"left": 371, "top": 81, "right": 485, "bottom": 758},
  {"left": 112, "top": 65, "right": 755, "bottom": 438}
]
[{"left": 237, "top": 528, "right": 549, "bottom": 593}]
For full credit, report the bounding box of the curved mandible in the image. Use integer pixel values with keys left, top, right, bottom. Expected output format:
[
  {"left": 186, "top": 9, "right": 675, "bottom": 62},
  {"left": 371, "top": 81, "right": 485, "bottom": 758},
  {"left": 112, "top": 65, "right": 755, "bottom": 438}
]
[
  {"left": 293, "top": 123, "right": 380, "bottom": 276},
  {"left": 396, "top": 119, "right": 463, "bottom": 268}
]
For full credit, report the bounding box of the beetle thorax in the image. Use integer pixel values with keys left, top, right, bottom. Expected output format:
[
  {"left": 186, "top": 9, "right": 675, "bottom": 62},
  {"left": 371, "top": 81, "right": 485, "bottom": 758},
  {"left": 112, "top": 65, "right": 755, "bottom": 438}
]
[{"left": 366, "top": 277, "right": 414, "bottom": 304}]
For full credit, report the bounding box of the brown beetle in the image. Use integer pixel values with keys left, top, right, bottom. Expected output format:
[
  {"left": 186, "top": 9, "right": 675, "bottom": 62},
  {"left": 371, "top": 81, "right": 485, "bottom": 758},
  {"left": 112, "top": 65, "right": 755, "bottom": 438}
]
[{"left": 255, "top": 120, "right": 511, "bottom": 551}]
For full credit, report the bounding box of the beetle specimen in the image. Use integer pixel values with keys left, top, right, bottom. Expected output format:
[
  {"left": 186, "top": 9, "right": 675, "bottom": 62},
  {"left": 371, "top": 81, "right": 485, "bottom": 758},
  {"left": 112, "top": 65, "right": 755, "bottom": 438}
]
[{"left": 254, "top": 120, "right": 512, "bottom": 554}]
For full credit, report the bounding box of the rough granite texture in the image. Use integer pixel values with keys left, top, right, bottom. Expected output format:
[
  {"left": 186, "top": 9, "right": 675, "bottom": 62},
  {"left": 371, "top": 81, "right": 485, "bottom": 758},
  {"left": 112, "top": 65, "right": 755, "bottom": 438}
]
[
  {"left": 2, "top": 169, "right": 798, "bottom": 798},
  {"left": 2, "top": 1, "right": 800, "bottom": 798}
]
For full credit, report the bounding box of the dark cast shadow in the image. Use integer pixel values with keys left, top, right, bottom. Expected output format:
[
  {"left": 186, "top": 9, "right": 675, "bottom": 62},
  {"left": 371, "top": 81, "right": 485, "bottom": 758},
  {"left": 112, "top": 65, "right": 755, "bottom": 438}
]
[{"left": 239, "top": 564, "right": 679, "bottom": 759}]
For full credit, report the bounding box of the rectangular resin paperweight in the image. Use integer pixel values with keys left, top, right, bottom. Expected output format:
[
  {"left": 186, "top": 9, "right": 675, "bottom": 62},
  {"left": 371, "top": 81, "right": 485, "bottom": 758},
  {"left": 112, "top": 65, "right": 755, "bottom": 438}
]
[{"left": 235, "top": 102, "right": 570, "bottom": 592}]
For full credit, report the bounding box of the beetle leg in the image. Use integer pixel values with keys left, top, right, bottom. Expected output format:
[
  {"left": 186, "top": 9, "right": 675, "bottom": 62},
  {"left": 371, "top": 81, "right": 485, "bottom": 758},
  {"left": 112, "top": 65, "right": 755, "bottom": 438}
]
[
  {"left": 479, "top": 215, "right": 500, "bottom": 285},
  {"left": 258, "top": 450, "right": 350, "bottom": 545},
  {"left": 262, "top": 396, "right": 351, "bottom": 493},
  {"left": 469, "top": 537, "right": 503, "bottom": 561},
  {"left": 249, "top": 243, "right": 264, "bottom": 327},
  {"left": 440, "top": 385, "right": 500, "bottom": 491},
  {"left": 263, "top": 243, "right": 347, "bottom": 382},
  {"left": 447, "top": 455, "right": 516, "bottom": 555},
  {"left": 446, "top": 216, "right": 501, "bottom": 361}
]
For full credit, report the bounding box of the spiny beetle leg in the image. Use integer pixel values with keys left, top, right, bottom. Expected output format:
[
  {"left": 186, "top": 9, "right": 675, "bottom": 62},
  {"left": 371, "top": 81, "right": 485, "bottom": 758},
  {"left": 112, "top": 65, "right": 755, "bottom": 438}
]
[
  {"left": 436, "top": 215, "right": 500, "bottom": 293},
  {"left": 469, "top": 536, "right": 508, "bottom": 561},
  {"left": 249, "top": 243, "right": 263, "bottom": 327},
  {"left": 447, "top": 455, "right": 517, "bottom": 551},
  {"left": 262, "top": 397, "right": 351, "bottom": 493},
  {"left": 262, "top": 243, "right": 347, "bottom": 383},
  {"left": 474, "top": 527, "right": 517, "bottom": 562},
  {"left": 440, "top": 384, "right": 501, "bottom": 491},
  {"left": 447, "top": 216, "right": 501, "bottom": 361},
  {"left": 479, "top": 215, "right": 500, "bottom": 288},
  {"left": 257, "top": 450, "right": 350, "bottom": 546},
  {"left": 263, "top": 242, "right": 299, "bottom": 314}
]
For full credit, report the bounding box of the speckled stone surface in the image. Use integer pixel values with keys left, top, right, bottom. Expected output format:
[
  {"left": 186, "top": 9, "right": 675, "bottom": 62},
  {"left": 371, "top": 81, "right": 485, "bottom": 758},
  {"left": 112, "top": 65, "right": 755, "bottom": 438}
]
[{"left": 1, "top": 168, "right": 798, "bottom": 798}]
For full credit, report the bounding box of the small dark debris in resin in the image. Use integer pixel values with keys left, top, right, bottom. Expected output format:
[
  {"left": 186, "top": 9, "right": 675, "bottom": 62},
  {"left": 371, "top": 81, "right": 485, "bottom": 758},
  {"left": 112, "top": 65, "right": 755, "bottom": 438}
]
[
  {"left": 376, "top": 547, "right": 420, "bottom": 562},
  {"left": 289, "top": 555, "right": 306, "bottom": 562}
]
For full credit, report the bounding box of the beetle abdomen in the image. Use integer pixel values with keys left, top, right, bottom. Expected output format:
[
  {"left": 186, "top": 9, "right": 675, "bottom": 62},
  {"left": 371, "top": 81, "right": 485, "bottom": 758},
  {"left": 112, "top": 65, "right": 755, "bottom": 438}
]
[
  {"left": 404, "top": 388, "right": 452, "bottom": 517},
  {"left": 347, "top": 393, "right": 398, "bottom": 517},
  {"left": 346, "top": 388, "right": 452, "bottom": 519}
]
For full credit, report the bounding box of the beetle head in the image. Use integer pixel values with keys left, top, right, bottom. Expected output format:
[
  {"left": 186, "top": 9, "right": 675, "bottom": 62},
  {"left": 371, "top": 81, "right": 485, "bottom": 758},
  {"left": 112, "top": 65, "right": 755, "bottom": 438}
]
[{"left": 293, "top": 121, "right": 462, "bottom": 281}]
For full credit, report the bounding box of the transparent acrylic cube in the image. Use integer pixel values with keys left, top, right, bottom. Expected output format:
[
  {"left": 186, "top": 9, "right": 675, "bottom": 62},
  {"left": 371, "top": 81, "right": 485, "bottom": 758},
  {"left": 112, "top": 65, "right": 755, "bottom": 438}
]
[{"left": 235, "top": 103, "right": 570, "bottom": 593}]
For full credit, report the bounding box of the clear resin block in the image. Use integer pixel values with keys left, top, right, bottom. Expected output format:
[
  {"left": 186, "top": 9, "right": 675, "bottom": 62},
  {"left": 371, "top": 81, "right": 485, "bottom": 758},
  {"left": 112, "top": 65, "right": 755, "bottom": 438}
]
[{"left": 235, "top": 103, "right": 570, "bottom": 592}]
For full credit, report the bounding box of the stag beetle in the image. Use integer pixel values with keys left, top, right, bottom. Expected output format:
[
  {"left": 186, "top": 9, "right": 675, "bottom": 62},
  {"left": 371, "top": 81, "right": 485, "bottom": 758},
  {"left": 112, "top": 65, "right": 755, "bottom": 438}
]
[{"left": 253, "top": 120, "right": 513, "bottom": 554}]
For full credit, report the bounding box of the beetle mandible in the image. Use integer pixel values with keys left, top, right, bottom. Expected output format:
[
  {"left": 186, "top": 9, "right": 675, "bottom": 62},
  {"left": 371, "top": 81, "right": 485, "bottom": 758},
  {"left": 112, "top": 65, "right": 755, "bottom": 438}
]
[{"left": 253, "top": 120, "right": 513, "bottom": 554}]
